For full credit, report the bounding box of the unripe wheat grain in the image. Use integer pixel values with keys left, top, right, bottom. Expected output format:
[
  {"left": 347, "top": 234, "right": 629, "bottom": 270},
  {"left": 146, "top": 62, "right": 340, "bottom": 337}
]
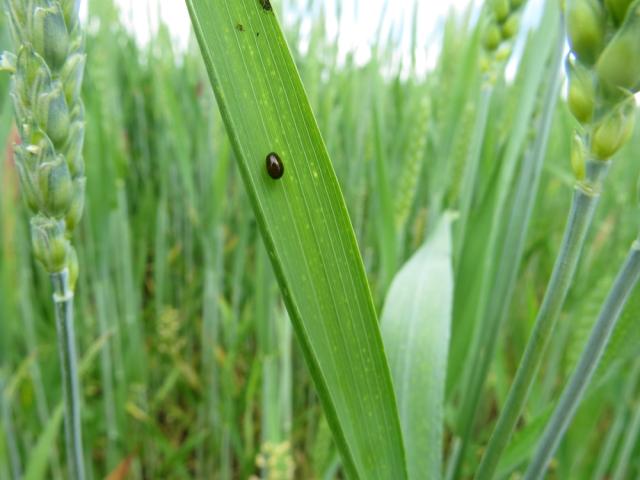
[{"left": 1, "top": 1, "right": 86, "bottom": 478}]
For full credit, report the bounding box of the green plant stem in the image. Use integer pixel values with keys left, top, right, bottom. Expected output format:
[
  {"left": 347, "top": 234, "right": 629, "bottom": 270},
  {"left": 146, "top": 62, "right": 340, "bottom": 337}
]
[
  {"left": 452, "top": 11, "right": 561, "bottom": 476},
  {"left": 456, "top": 31, "right": 564, "bottom": 473},
  {"left": 95, "top": 279, "right": 118, "bottom": 469},
  {"left": 1, "top": 379, "right": 22, "bottom": 479},
  {"left": 444, "top": 438, "right": 461, "bottom": 480},
  {"left": 475, "top": 159, "right": 609, "bottom": 480},
  {"left": 611, "top": 398, "right": 640, "bottom": 480},
  {"left": 524, "top": 240, "right": 640, "bottom": 479},
  {"left": 454, "top": 85, "right": 492, "bottom": 269},
  {"left": 51, "top": 270, "right": 86, "bottom": 480},
  {"left": 21, "top": 284, "right": 65, "bottom": 480},
  {"left": 592, "top": 360, "right": 640, "bottom": 480}
]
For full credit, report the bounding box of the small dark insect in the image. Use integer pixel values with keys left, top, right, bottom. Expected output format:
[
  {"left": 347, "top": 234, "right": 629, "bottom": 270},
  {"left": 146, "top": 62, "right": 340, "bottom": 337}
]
[
  {"left": 266, "top": 152, "right": 284, "bottom": 179},
  {"left": 259, "top": 0, "right": 272, "bottom": 11},
  {"left": 236, "top": 23, "right": 244, "bottom": 32}
]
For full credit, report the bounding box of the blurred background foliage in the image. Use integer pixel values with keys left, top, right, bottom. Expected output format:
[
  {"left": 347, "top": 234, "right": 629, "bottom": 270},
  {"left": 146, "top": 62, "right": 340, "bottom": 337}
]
[{"left": 1, "top": 0, "right": 640, "bottom": 478}]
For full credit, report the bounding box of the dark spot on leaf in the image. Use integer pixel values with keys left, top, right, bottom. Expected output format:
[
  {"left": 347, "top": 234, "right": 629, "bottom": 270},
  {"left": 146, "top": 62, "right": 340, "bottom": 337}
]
[
  {"left": 259, "top": 0, "right": 272, "bottom": 11},
  {"left": 236, "top": 23, "right": 244, "bottom": 32},
  {"left": 266, "top": 152, "right": 284, "bottom": 179}
]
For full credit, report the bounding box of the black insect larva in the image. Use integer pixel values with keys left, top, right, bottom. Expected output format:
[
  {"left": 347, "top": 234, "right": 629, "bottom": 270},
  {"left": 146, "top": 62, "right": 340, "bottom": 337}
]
[
  {"left": 259, "top": 0, "right": 272, "bottom": 11},
  {"left": 266, "top": 152, "right": 284, "bottom": 179}
]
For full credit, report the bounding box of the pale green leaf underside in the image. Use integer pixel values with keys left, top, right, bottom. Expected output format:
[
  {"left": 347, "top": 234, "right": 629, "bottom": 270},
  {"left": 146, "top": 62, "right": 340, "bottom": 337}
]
[
  {"left": 185, "top": 1, "right": 407, "bottom": 478},
  {"left": 382, "top": 216, "right": 453, "bottom": 480}
]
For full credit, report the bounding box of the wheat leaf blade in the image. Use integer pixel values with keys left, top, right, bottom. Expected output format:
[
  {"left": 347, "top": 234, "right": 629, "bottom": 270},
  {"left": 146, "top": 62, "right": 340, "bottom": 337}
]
[
  {"left": 185, "top": 1, "right": 408, "bottom": 478},
  {"left": 382, "top": 215, "right": 454, "bottom": 480}
]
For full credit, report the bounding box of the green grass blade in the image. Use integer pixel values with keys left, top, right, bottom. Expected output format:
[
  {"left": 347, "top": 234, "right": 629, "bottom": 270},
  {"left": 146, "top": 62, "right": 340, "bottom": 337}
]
[
  {"left": 611, "top": 399, "right": 640, "bottom": 480},
  {"left": 0, "top": 421, "right": 7, "bottom": 480},
  {"left": 381, "top": 216, "right": 453, "bottom": 480},
  {"left": 496, "top": 408, "right": 552, "bottom": 478},
  {"left": 0, "top": 380, "right": 22, "bottom": 480},
  {"left": 592, "top": 360, "right": 640, "bottom": 479},
  {"left": 24, "top": 406, "right": 64, "bottom": 480},
  {"left": 184, "top": 1, "right": 408, "bottom": 478}
]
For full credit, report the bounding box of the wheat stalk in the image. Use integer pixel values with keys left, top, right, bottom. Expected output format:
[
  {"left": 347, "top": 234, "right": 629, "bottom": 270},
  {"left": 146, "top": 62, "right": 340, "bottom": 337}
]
[
  {"left": 476, "top": 1, "right": 640, "bottom": 477},
  {"left": 448, "top": 1, "right": 531, "bottom": 477},
  {"left": 1, "top": 1, "right": 86, "bottom": 478}
]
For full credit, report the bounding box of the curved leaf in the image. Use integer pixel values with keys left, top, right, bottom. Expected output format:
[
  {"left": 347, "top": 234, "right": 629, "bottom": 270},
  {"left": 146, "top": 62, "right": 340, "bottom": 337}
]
[{"left": 381, "top": 216, "right": 453, "bottom": 480}]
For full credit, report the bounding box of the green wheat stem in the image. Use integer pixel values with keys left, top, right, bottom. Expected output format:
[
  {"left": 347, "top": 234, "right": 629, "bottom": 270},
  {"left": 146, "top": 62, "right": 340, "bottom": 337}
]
[
  {"left": 475, "top": 159, "right": 609, "bottom": 480},
  {"left": 454, "top": 85, "right": 492, "bottom": 268},
  {"left": 21, "top": 282, "right": 65, "bottom": 480},
  {"left": 51, "top": 269, "right": 85, "bottom": 480},
  {"left": 524, "top": 240, "right": 640, "bottom": 479},
  {"left": 452, "top": 6, "right": 561, "bottom": 476},
  {"left": 592, "top": 360, "right": 640, "bottom": 479},
  {"left": 610, "top": 398, "right": 640, "bottom": 480},
  {"left": 2, "top": 1, "right": 89, "bottom": 476},
  {"left": 456, "top": 26, "right": 564, "bottom": 473},
  {"left": 0, "top": 378, "right": 22, "bottom": 479},
  {"left": 477, "top": 0, "right": 640, "bottom": 472},
  {"left": 94, "top": 278, "right": 118, "bottom": 469}
]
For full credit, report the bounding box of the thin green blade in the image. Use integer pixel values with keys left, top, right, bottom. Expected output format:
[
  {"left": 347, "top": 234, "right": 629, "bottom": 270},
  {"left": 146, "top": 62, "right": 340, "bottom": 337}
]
[
  {"left": 184, "top": 1, "right": 407, "bottom": 478},
  {"left": 381, "top": 216, "right": 454, "bottom": 480},
  {"left": 24, "top": 406, "right": 64, "bottom": 480}
]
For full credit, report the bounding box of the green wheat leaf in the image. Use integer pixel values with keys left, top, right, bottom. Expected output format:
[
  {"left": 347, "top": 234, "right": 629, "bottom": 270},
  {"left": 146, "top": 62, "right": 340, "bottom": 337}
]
[
  {"left": 184, "top": 1, "right": 408, "bottom": 478},
  {"left": 382, "top": 215, "right": 453, "bottom": 480},
  {"left": 24, "top": 406, "right": 64, "bottom": 480}
]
